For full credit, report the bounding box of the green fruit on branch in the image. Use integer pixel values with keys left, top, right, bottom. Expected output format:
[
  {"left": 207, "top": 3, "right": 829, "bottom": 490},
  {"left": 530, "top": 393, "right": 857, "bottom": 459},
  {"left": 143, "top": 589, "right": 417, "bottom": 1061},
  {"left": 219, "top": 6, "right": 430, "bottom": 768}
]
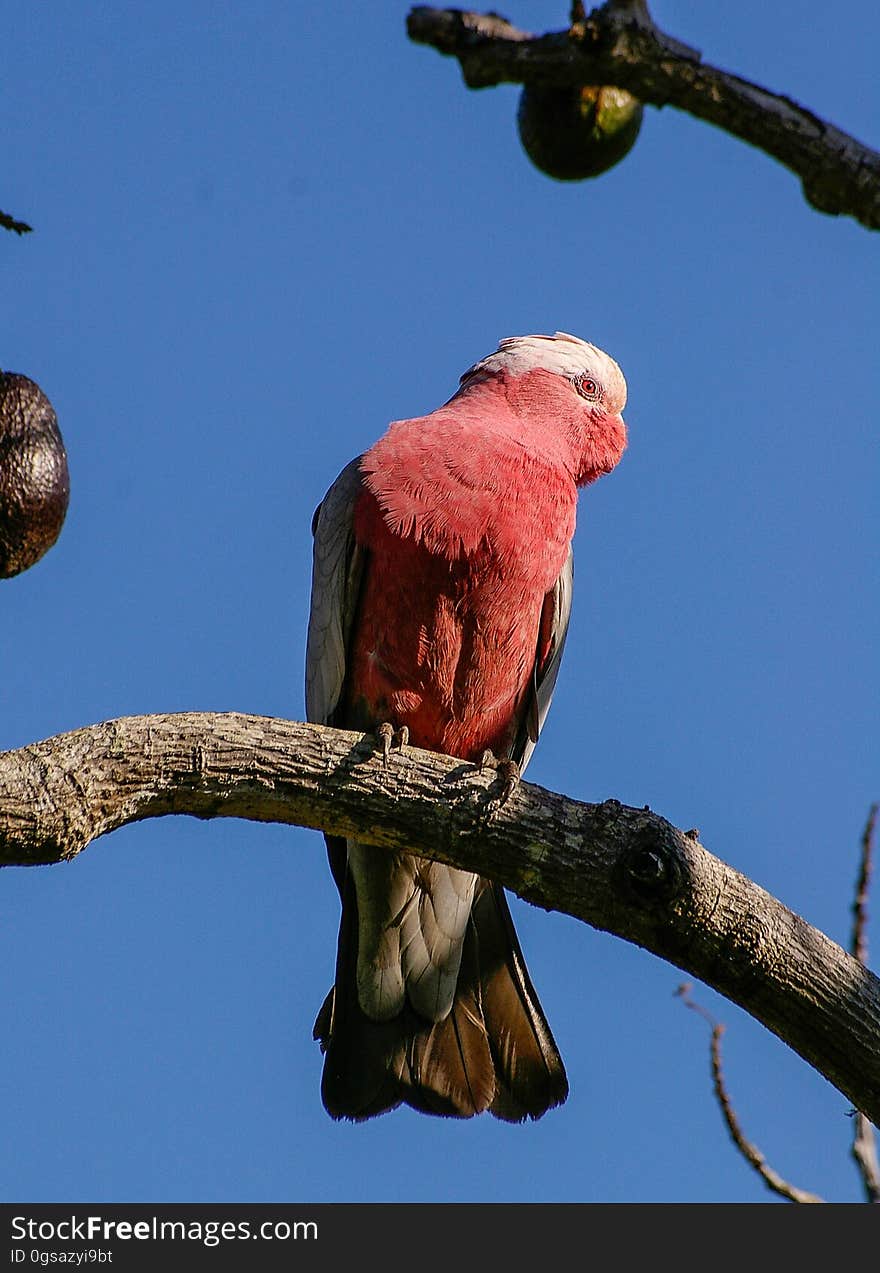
[
  {"left": 0, "top": 371, "right": 69, "bottom": 578},
  {"left": 517, "top": 83, "right": 644, "bottom": 181}
]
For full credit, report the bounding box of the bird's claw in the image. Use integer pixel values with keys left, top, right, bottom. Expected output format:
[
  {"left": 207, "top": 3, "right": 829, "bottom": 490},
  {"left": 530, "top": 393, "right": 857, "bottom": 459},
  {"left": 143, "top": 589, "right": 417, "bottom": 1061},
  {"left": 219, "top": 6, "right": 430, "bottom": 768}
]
[
  {"left": 496, "top": 760, "right": 520, "bottom": 805},
  {"left": 478, "top": 751, "right": 521, "bottom": 805},
  {"left": 376, "top": 722, "right": 409, "bottom": 767}
]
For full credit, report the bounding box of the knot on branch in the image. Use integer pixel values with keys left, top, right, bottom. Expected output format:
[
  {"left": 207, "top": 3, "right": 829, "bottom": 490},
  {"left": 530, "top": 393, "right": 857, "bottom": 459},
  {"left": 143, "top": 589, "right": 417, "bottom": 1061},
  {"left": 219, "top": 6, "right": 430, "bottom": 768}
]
[
  {"left": 616, "top": 820, "right": 685, "bottom": 905},
  {"left": 802, "top": 165, "right": 854, "bottom": 218},
  {"left": 581, "top": 1, "right": 701, "bottom": 64}
]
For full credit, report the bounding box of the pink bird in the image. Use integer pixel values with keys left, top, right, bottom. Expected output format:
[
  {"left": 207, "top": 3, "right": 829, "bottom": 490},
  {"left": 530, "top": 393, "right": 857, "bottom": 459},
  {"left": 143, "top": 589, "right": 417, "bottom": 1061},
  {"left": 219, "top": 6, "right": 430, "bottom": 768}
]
[{"left": 306, "top": 332, "right": 628, "bottom": 1120}]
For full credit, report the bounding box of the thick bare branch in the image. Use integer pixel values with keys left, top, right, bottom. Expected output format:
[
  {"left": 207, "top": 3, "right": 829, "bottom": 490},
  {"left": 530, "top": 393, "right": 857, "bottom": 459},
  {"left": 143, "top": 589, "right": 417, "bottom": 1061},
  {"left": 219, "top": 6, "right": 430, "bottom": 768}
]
[
  {"left": 406, "top": 4, "right": 880, "bottom": 230},
  {"left": 1, "top": 711, "right": 879, "bottom": 1126}
]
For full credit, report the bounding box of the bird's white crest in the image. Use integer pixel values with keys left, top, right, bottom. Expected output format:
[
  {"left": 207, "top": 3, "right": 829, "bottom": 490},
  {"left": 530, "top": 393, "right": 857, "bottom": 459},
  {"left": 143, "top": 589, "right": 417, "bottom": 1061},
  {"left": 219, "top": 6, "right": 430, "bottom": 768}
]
[{"left": 462, "top": 331, "right": 626, "bottom": 407}]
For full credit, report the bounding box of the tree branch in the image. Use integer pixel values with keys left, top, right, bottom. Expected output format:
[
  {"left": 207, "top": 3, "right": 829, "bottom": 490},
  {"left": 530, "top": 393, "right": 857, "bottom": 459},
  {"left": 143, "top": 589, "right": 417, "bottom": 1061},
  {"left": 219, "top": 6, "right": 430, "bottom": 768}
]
[
  {"left": 2, "top": 711, "right": 879, "bottom": 1125},
  {"left": 0, "top": 209, "right": 33, "bottom": 235},
  {"left": 406, "top": 4, "right": 880, "bottom": 231},
  {"left": 851, "top": 804, "right": 880, "bottom": 1203},
  {"left": 677, "top": 985, "right": 823, "bottom": 1203}
]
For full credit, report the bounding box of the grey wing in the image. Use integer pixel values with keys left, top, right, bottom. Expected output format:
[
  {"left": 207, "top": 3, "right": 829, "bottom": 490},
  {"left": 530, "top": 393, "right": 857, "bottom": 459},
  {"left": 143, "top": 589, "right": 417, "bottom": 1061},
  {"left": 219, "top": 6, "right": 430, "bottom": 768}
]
[
  {"left": 512, "top": 547, "right": 574, "bottom": 775},
  {"left": 304, "top": 456, "right": 366, "bottom": 727}
]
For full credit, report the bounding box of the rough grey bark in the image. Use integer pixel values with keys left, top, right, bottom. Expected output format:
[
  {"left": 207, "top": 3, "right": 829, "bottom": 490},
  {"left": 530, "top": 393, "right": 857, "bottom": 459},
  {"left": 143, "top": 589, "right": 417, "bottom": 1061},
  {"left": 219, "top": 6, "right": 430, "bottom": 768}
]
[
  {"left": 1, "top": 710, "right": 878, "bottom": 1126},
  {"left": 406, "top": 3, "right": 880, "bottom": 231}
]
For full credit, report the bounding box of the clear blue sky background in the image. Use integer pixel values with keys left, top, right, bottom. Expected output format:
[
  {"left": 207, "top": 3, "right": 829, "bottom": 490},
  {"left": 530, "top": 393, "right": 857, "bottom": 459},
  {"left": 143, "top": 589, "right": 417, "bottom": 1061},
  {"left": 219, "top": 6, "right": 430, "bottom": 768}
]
[{"left": 2, "top": 1, "right": 877, "bottom": 1204}]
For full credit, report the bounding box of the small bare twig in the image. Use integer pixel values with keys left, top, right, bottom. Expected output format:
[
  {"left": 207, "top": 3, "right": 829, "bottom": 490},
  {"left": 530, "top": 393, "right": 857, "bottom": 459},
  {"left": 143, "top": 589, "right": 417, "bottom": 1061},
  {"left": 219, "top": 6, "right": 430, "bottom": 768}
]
[
  {"left": 850, "top": 806, "right": 880, "bottom": 1203},
  {"left": 0, "top": 209, "right": 32, "bottom": 235},
  {"left": 851, "top": 804, "right": 877, "bottom": 967},
  {"left": 852, "top": 1113, "right": 880, "bottom": 1204},
  {"left": 676, "top": 984, "right": 824, "bottom": 1203}
]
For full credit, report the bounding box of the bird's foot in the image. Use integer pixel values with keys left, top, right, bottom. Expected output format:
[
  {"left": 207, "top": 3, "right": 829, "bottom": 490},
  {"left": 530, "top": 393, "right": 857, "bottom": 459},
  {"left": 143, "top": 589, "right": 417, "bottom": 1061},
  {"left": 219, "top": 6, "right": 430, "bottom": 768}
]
[
  {"left": 376, "top": 722, "right": 409, "bottom": 768},
  {"left": 478, "top": 750, "right": 521, "bottom": 805}
]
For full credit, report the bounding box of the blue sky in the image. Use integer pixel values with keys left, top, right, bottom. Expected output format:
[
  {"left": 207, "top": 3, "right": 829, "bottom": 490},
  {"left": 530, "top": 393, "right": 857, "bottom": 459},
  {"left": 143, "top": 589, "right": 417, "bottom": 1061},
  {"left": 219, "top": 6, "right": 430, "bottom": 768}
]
[{"left": 1, "top": 1, "right": 877, "bottom": 1203}]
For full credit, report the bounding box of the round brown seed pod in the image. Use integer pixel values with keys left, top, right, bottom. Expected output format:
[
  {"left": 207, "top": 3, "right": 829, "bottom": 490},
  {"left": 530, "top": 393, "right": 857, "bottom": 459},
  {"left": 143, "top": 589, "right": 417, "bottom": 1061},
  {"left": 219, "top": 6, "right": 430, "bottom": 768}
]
[{"left": 0, "top": 372, "right": 70, "bottom": 578}]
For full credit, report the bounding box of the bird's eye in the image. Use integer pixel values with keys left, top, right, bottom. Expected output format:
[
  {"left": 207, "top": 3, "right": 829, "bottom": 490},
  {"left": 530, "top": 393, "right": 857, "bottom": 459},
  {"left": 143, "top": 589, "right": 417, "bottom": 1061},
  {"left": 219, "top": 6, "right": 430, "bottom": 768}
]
[{"left": 577, "top": 376, "right": 600, "bottom": 400}]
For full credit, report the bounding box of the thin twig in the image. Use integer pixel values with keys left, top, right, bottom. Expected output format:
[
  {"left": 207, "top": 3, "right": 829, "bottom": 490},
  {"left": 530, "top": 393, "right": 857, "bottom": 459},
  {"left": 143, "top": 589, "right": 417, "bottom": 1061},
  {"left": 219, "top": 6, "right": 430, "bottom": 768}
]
[
  {"left": 676, "top": 984, "right": 824, "bottom": 1203},
  {"left": 851, "top": 804, "right": 877, "bottom": 967},
  {"left": 852, "top": 1114, "right": 880, "bottom": 1204},
  {"left": 850, "top": 806, "right": 880, "bottom": 1203},
  {"left": 0, "top": 209, "right": 33, "bottom": 235}
]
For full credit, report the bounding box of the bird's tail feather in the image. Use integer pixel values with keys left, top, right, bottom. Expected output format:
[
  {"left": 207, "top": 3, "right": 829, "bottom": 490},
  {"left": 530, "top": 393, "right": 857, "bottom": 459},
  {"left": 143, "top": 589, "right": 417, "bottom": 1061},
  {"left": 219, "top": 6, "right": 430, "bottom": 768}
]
[{"left": 314, "top": 868, "right": 568, "bottom": 1121}]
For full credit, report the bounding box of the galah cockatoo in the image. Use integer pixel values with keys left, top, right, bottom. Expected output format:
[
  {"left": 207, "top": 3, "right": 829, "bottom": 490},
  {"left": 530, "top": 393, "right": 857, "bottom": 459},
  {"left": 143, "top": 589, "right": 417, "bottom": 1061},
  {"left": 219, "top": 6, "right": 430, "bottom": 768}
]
[{"left": 306, "top": 332, "right": 628, "bottom": 1120}]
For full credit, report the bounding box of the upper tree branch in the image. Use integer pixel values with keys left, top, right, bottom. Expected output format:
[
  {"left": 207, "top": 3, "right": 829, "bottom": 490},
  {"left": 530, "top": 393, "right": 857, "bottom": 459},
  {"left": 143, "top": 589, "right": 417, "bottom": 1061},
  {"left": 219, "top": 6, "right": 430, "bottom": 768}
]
[
  {"left": 406, "top": 4, "right": 880, "bottom": 231},
  {"left": 1, "top": 710, "right": 879, "bottom": 1126}
]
